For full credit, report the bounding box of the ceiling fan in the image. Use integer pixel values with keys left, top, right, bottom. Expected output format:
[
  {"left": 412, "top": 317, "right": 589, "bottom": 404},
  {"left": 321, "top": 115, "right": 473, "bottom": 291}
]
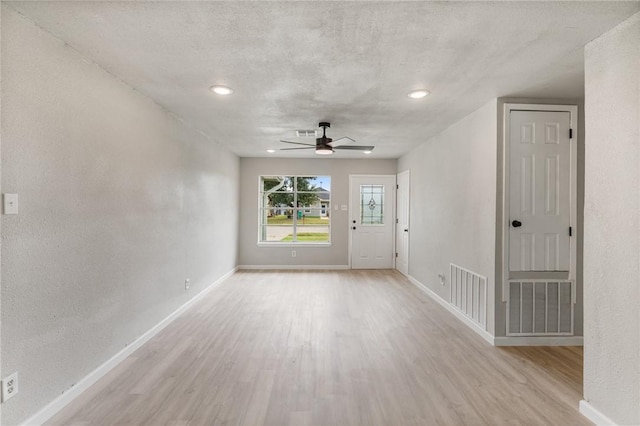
[{"left": 280, "top": 122, "right": 374, "bottom": 155}]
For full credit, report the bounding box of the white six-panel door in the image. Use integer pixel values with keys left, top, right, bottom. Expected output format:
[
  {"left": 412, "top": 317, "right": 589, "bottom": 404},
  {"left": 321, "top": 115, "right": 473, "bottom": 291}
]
[
  {"left": 509, "top": 110, "right": 571, "bottom": 272},
  {"left": 350, "top": 175, "right": 396, "bottom": 269}
]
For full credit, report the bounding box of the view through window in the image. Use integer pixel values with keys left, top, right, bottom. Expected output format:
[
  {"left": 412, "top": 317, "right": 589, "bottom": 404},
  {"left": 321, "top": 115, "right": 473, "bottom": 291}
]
[{"left": 259, "top": 176, "right": 331, "bottom": 243}]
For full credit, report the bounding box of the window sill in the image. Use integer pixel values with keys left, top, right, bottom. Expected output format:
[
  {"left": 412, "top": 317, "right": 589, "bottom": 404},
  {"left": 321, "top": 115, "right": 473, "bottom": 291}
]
[{"left": 257, "top": 242, "right": 332, "bottom": 248}]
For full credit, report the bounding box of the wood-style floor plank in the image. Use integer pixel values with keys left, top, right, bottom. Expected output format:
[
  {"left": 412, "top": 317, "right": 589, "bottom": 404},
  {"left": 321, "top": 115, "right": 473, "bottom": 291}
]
[{"left": 46, "top": 270, "right": 588, "bottom": 425}]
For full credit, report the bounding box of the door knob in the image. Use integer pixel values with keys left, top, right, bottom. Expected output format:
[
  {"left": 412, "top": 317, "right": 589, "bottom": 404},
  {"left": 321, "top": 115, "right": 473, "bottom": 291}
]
[
  {"left": 512, "top": 220, "right": 522, "bottom": 228},
  {"left": 404, "top": 229, "right": 409, "bottom": 232}
]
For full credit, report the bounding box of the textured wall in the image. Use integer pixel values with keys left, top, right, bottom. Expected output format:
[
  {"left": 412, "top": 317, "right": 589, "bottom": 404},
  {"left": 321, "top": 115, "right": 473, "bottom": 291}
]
[
  {"left": 0, "top": 3, "right": 3, "bottom": 424},
  {"left": 1, "top": 8, "right": 239, "bottom": 425},
  {"left": 238, "top": 158, "right": 397, "bottom": 267},
  {"left": 583, "top": 12, "right": 640, "bottom": 425},
  {"left": 398, "top": 100, "right": 498, "bottom": 335}
]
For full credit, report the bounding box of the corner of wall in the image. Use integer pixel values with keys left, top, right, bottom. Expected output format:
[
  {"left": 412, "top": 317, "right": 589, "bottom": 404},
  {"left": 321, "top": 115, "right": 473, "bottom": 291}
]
[
  {"left": 1, "top": 10, "right": 241, "bottom": 424},
  {"left": 0, "top": 3, "right": 4, "bottom": 424},
  {"left": 583, "top": 11, "right": 640, "bottom": 425}
]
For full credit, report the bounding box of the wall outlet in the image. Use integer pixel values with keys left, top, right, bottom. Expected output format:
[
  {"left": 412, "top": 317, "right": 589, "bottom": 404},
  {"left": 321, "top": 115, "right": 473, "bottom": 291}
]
[
  {"left": 3, "top": 193, "right": 18, "bottom": 215},
  {"left": 185, "top": 278, "right": 190, "bottom": 290},
  {"left": 2, "top": 372, "right": 18, "bottom": 402},
  {"left": 291, "top": 250, "right": 296, "bottom": 257}
]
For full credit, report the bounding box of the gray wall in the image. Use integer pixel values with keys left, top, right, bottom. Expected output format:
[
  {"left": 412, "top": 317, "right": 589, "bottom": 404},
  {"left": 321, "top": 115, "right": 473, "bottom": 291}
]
[
  {"left": 239, "top": 158, "right": 396, "bottom": 267},
  {"left": 1, "top": 8, "right": 239, "bottom": 425},
  {"left": 398, "top": 100, "right": 498, "bottom": 335},
  {"left": 583, "top": 12, "right": 640, "bottom": 425}
]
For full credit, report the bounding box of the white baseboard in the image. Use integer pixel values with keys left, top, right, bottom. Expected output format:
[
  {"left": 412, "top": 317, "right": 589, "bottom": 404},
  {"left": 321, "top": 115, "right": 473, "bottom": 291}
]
[
  {"left": 21, "top": 267, "right": 238, "bottom": 426},
  {"left": 237, "top": 264, "right": 349, "bottom": 270},
  {"left": 579, "top": 400, "right": 617, "bottom": 425},
  {"left": 494, "top": 336, "right": 584, "bottom": 346},
  {"left": 407, "top": 275, "right": 495, "bottom": 345}
]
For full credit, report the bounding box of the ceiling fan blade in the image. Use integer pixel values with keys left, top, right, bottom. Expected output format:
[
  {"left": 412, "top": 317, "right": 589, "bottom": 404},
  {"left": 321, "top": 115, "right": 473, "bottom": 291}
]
[
  {"left": 333, "top": 145, "right": 374, "bottom": 151},
  {"left": 280, "top": 140, "right": 315, "bottom": 146},
  {"left": 280, "top": 147, "right": 316, "bottom": 151},
  {"left": 329, "top": 136, "right": 355, "bottom": 147}
]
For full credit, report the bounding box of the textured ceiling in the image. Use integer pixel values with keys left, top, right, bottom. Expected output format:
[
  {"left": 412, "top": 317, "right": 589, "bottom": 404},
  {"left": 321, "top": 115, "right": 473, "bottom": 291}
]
[{"left": 7, "top": 1, "right": 640, "bottom": 158}]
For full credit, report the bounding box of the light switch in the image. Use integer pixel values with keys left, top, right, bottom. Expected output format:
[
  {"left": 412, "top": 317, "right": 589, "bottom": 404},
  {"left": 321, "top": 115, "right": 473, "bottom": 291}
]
[
  {"left": 341, "top": 205, "right": 348, "bottom": 211},
  {"left": 3, "top": 194, "right": 18, "bottom": 215},
  {"left": 334, "top": 205, "right": 338, "bottom": 211}
]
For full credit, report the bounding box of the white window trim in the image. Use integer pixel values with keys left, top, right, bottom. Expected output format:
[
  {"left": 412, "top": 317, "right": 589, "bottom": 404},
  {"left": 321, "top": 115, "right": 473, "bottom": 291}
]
[{"left": 257, "top": 175, "right": 331, "bottom": 245}]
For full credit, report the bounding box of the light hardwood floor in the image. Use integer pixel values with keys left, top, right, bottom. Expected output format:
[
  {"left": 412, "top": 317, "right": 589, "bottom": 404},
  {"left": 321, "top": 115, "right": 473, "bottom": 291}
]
[{"left": 47, "top": 270, "right": 588, "bottom": 425}]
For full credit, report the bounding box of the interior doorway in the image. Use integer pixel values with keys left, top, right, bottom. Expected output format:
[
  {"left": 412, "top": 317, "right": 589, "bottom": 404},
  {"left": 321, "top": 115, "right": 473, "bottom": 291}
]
[
  {"left": 396, "top": 170, "right": 410, "bottom": 276},
  {"left": 503, "top": 104, "right": 578, "bottom": 337}
]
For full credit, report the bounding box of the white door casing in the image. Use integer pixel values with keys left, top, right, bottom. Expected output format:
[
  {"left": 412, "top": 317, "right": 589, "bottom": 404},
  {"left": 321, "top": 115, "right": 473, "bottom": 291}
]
[
  {"left": 350, "top": 175, "right": 396, "bottom": 269},
  {"left": 508, "top": 109, "right": 574, "bottom": 273},
  {"left": 396, "top": 171, "right": 410, "bottom": 275},
  {"left": 502, "top": 104, "right": 578, "bottom": 337}
]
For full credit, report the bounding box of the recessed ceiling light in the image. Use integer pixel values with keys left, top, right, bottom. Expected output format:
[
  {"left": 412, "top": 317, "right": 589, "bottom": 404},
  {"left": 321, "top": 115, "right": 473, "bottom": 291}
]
[
  {"left": 266, "top": 149, "right": 276, "bottom": 153},
  {"left": 408, "top": 89, "right": 429, "bottom": 99},
  {"left": 210, "top": 85, "right": 233, "bottom": 95},
  {"left": 363, "top": 151, "right": 372, "bottom": 154}
]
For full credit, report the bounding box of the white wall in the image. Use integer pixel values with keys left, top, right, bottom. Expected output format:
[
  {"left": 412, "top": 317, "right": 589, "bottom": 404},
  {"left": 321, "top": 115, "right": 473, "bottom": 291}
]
[
  {"left": 398, "top": 100, "right": 498, "bottom": 335},
  {"left": 0, "top": 3, "right": 3, "bottom": 424},
  {"left": 239, "top": 158, "right": 397, "bottom": 267},
  {"left": 583, "top": 12, "right": 640, "bottom": 425},
  {"left": 1, "top": 7, "right": 239, "bottom": 425}
]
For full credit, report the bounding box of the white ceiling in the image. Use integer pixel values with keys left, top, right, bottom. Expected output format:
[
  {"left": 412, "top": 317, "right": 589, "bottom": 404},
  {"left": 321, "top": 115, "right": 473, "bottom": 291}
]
[{"left": 7, "top": 1, "right": 640, "bottom": 159}]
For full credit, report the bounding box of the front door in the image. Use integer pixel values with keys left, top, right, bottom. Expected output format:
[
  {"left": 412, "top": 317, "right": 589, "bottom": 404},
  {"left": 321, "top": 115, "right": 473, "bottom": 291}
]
[
  {"left": 509, "top": 110, "right": 572, "bottom": 272},
  {"left": 350, "top": 175, "right": 396, "bottom": 269},
  {"left": 396, "top": 170, "right": 410, "bottom": 275}
]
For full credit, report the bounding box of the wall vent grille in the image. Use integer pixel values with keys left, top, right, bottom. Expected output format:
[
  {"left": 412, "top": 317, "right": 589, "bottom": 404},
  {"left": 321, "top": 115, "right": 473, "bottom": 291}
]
[
  {"left": 295, "top": 130, "right": 317, "bottom": 137},
  {"left": 506, "top": 280, "right": 574, "bottom": 336},
  {"left": 450, "top": 264, "right": 487, "bottom": 330}
]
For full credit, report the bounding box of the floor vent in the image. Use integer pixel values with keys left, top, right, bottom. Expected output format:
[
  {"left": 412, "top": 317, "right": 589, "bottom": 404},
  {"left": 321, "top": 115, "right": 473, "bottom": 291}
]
[
  {"left": 450, "top": 264, "right": 487, "bottom": 330},
  {"left": 506, "top": 280, "right": 574, "bottom": 336}
]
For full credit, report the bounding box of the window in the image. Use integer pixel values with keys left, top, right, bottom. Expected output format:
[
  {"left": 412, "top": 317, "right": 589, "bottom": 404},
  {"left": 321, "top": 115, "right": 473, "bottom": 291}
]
[
  {"left": 259, "top": 176, "right": 331, "bottom": 243},
  {"left": 360, "top": 184, "right": 385, "bottom": 224}
]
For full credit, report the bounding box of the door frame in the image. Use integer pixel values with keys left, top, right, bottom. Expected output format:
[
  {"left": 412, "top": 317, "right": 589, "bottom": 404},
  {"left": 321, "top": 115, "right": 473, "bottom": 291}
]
[
  {"left": 348, "top": 174, "right": 397, "bottom": 269},
  {"left": 395, "top": 170, "right": 410, "bottom": 276},
  {"left": 502, "top": 104, "right": 578, "bottom": 296}
]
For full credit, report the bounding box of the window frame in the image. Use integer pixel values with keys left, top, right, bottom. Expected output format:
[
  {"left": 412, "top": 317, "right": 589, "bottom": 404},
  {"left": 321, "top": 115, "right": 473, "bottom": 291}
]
[{"left": 257, "top": 175, "right": 332, "bottom": 246}]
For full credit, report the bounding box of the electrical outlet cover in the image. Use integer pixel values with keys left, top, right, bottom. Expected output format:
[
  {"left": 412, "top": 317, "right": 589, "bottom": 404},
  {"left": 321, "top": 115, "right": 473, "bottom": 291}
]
[
  {"left": 3, "top": 193, "right": 18, "bottom": 215},
  {"left": 2, "top": 372, "right": 18, "bottom": 402}
]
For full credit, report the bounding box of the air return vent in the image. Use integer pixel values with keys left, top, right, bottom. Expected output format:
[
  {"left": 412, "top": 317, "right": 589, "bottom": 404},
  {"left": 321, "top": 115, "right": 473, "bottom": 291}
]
[
  {"left": 450, "top": 264, "right": 487, "bottom": 330},
  {"left": 507, "top": 280, "right": 574, "bottom": 336},
  {"left": 296, "top": 130, "right": 317, "bottom": 137}
]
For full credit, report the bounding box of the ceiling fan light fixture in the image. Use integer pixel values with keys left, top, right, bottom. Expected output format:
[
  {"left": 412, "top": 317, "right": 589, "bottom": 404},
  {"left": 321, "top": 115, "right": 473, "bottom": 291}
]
[
  {"left": 266, "top": 149, "right": 276, "bottom": 153},
  {"left": 210, "top": 85, "right": 234, "bottom": 95},
  {"left": 363, "top": 150, "right": 372, "bottom": 154},
  {"left": 408, "top": 89, "right": 429, "bottom": 99},
  {"left": 315, "top": 146, "right": 333, "bottom": 155}
]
